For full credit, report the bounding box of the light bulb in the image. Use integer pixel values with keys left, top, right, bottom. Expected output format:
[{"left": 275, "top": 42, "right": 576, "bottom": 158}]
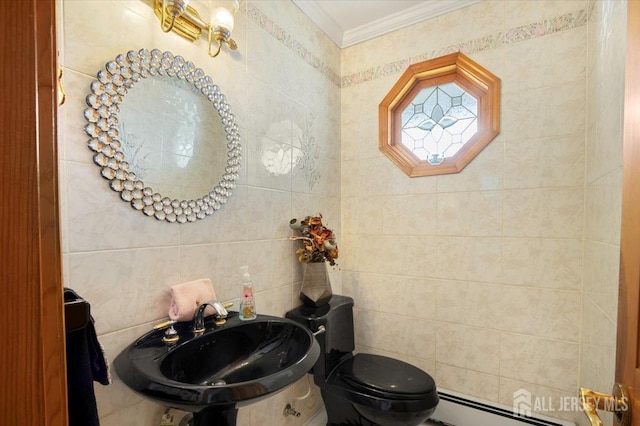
[{"left": 210, "top": 7, "right": 234, "bottom": 32}]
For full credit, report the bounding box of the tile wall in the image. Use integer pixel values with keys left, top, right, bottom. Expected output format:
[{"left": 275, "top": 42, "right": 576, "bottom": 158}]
[
  {"left": 340, "top": 1, "right": 623, "bottom": 423},
  {"left": 58, "top": 1, "right": 340, "bottom": 425},
  {"left": 578, "top": 1, "right": 626, "bottom": 425}
]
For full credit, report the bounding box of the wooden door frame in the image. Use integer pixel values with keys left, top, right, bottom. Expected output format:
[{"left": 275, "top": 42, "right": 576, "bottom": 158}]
[
  {"left": 617, "top": 1, "right": 640, "bottom": 424},
  {"left": 0, "top": 0, "right": 67, "bottom": 424}
]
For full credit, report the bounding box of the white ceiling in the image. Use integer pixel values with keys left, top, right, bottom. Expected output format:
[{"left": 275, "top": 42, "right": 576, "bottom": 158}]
[{"left": 292, "top": 0, "right": 483, "bottom": 48}]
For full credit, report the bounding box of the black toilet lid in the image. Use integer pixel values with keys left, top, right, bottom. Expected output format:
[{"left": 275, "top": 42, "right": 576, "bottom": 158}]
[{"left": 338, "top": 354, "right": 436, "bottom": 396}]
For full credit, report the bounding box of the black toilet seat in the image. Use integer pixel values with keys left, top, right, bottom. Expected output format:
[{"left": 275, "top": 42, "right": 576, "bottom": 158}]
[{"left": 336, "top": 354, "right": 436, "bottom": 399}]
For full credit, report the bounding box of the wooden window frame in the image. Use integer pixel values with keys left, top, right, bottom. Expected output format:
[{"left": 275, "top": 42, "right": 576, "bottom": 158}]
[{"left": 379, "top": 52, "right": 501, "bottom": 177}]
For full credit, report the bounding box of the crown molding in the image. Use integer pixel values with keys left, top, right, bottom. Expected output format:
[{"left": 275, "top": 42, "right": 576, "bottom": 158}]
[
  {"left": 293, "top": 0, "right": 483, "bottom": 49},
  {"left": 342, "top": 0, "right": 483, "bottom": 47},
  {"left": 292, "top": 0, "right": 345, "bottom": 47}
]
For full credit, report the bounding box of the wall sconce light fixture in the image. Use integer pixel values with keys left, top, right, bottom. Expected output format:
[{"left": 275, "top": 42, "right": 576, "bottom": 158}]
[{"left": 154, "top": 0, "right": 239, "bottom": 58}]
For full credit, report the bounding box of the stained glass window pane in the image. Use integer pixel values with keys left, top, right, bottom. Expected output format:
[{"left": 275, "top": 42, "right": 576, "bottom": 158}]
[{"left": 400, "top": 82, "right": 478, "bottom": 165}]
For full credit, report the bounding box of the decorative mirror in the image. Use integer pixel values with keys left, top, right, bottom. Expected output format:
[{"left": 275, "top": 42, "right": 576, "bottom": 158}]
[
  {"left": 83, "top": 48, "right": 241, "bottom": 223},
  {"left": 379, "top": 52, "right": 500, "bottom": 177}
]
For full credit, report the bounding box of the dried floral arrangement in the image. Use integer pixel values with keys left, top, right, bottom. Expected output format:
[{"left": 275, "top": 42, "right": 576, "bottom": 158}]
[{"left": 289, "top": 214, "right": 339, "bottom": 265}]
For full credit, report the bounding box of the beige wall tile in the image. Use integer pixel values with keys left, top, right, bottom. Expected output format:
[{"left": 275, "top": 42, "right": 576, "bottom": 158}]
[
  {"left": 436, "top": 237, "right": 502, "bottom": 282},
  {"left": 68, "top": 248, "right": 181, "bottom": 334},
  {"left": 65, "top": 162, "right": 182, "bottom": 251},
  {"left": 500, "top": 333, "right": 579, "bottom": 392},
  {"left": 381, "top": 159, "right": 439, "bottom": 195},
  {"left": 579, "top": 0, "right": 624, "bottom": 403},
  {"left": 436, "top": 323, "right": 501, "bottom": 375},
  {"left": 501, "top": 238, "right": 583, "bottom": 290},
  {"left": 501, "top": 80, "right": 586, "bottom": 142},
  {"left": 504, "top": 134, "right": 585, "bottom": 190},
  {"left": 499, "top": 287, "right": 581, "bottom": 341},
  {"left": 178, "top": 240, "right": 293, "bottom": 301},
  {"left": 503, "top": 188, "right": 584, "bottom": 238},
  {"left": 355, "top": 310, "right": 414, "bottom": 356},
  {"left": 382, "top": 194, "right": 438, "bottom": 236},
  {"left": 406, "top": 319, "right": 437, "bottom": 360},
  {"left": 579, "top": 297, "right": 617, "bottom": 426},
  {"left": 437, "top": 191, "right": 502, "bottom": 237},
  {"left": 346, "top": 235, "right": 439, "bottom": 277},
  {"left": 341, "top": 157, "right": 386, "bottom": 198},
  {"left": 178, "top": 186, "right": 250, "bottom": 244},
  {"left": 341, "top": 77, "right": 392, "bottom": 129},
  {"left": 502, "top": 27, "right": 586, "bottom": 94},
  {"left": 341, "top": 196, "right": 384, "bottom": 235},
  {"left": 579, "top": 0, "right": 625, "bottom": 404},
  {"left": 581, "top": 296, "right": 617, "bottom": 357},
  {"left": 435, "top": 363, "right": 500, "bottom": 402},
  {"left": 341, "top": 119, "right": 374, "bottom": 162},
  {"left": 436, "top": 140, "right": 504, "bottom": 193},
  {"left": 64, "top": 1, "right": 153, "bottom": 75},
  {"left": 585, "top": 0, "right": 626, "bottom": 184},
  {"left": 586, "top": 117, "right": 624, "bottom": 185},
  {"left": 343, "top": 272, "right": 438, "bottom": 320},
  {"left": 583, "top": 240, "right": 620, "bottom": 317},
  {"left": 354, "top": 344, "right": 411, "bottom": 362},
  {"left": 436, "top": 281, "right": 502, "bottom": 329},
  {"left": 244, "top": 187, "right": 293, "bottom": 239},
  {"left": 584, "top": 169, "right": 623, "bottom": 245}
]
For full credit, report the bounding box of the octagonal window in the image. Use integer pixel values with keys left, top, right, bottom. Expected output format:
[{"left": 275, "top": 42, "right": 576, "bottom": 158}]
[{"left": 380, "top": 53, "right": 500, "bottom": 177}]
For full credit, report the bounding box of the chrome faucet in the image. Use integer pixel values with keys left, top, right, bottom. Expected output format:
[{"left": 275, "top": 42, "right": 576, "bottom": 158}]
[{"left": 193, "top": 301, "right": 228, "bottom": 334}]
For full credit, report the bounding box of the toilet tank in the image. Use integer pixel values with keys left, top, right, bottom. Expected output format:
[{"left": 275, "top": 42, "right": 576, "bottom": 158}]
[{"left": 286, "top": 295, "right": 355, "bottom": 377}]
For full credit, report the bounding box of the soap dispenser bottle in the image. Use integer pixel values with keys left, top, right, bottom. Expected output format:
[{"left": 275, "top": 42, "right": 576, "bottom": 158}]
[{"left": 239, "top": 265, "right": 257, "bottom": 321}]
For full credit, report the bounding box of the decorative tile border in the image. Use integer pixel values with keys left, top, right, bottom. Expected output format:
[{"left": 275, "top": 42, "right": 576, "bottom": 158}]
[
  {"left": 341, "top": 8, "right": 588, "bottom": 88},
  {"left": 246, "top": 2, "right": 341, "bottom": 87},
  {"left": 245, "top": 3, "right": 587, "bottom": 90},
  {"left": 504, "top": 9, "right": 587, "bottom": 44}
]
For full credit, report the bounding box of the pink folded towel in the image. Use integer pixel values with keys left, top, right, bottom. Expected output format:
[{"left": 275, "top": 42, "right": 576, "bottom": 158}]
[{"left": 168, "top": 278, "right": 217, "bottom": 322}]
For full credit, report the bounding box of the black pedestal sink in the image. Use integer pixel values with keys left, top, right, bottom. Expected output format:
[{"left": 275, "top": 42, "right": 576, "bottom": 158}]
[{"left": 113, "top": 312, "right": 320, "bottom": 426}]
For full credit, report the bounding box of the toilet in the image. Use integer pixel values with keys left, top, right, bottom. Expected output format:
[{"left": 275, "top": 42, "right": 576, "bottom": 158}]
[{"left": 286, "top": 295, "right": 438, "bottom": 426}]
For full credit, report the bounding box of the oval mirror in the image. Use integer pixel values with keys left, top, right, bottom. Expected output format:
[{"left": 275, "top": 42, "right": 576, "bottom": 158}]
[{"left": 83, "top": 48, "right": 242, "bottom": 223}]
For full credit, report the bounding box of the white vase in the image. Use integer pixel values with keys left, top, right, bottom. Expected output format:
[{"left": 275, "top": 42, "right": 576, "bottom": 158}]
[{"left": 300, "top": 262, "right": 332, "bottom": 307}]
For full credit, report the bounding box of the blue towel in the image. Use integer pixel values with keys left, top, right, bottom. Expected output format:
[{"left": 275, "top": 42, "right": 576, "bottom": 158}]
[{"left": 64, "top": 288, "right": 110, "bottom": 426}]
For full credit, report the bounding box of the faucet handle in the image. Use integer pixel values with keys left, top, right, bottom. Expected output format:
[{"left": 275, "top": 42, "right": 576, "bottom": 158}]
[
  {"left": 153, "top": 319, "right": 176, "bottom": 330},
  {"left": 162, "top": 322, "right": 179, "bottom": 345}
]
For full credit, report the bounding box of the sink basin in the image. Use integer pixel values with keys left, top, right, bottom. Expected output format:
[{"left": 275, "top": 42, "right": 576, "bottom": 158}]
[{"left": 113, "top": 313, "right": 320, "bottom": 426}]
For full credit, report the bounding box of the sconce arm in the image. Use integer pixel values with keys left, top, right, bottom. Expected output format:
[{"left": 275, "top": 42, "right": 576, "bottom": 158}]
[{"left": 208, "top": 27, "right": 223, "bottom": 58}]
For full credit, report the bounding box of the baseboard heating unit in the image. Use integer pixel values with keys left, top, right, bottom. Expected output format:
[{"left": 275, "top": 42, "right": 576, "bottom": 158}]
[
  {"left": 304, "top": 390, "right": 577, "bottom": 426},
  {"left": 430, "top": 391, "right": 576, "bottom": 426}
]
